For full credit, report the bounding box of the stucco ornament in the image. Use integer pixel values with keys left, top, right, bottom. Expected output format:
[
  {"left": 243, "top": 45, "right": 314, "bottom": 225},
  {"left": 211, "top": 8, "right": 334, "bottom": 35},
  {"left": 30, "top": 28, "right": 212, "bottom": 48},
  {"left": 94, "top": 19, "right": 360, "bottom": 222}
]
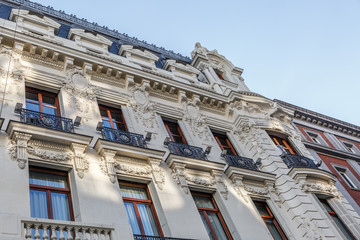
[
  {"left": 128, "top": 84, "right": 159, "bottom": 129},
  {"left": 171, "top": 163, "right": 189, "bottom": 194},
  {"left": 27, "top": 145, "right": 72, "bottom": 163},
  {"left": 299, "top": 180, "right": 341, "bottom": 199},
  {"left": 148, "top": 158, "right": 166, "bottom": 190},
  {"left": 231, "top": 176, "right": 250, "bottom": 202},
  {"left": 191, "top": 42, "right": 208, "bottom": 58},
  {"left": 71, "top": 143, "right": 89, "bottom": 178},
  {"left": 299, "top": 216, "right": 324, "bottom": 240},
  {"left": 243, "top": 185, "right": 268, "bottom": 195},
  {"left": 63, "top": 68, "right": 98, "bottom": 113},
  {"left": 0, "top": 46, "right": 24, "bottom": 96},
  {"left": 8, "top": 133, "right": 32, "bottom": 169},
  {"left": 183, "top": 100, "right": 211, "bottom": 142},
  {"left": 212, "top": 170, "right": 229, "bottom": 200}
]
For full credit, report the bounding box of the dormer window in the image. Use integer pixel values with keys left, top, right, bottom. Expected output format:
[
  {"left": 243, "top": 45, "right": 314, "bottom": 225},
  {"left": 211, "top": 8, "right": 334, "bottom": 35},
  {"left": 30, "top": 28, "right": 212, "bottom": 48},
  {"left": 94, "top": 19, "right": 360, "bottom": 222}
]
[{"left": 214, "top": 69, "right": 225, "bottom": 80}]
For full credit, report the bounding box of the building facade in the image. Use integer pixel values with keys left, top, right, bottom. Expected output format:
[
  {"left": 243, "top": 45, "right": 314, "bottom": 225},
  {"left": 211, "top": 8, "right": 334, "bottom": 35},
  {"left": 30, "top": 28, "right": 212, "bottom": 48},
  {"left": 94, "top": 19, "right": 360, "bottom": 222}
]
[{"left": 0, "top": 1, "right": 359, "bottom": 240}]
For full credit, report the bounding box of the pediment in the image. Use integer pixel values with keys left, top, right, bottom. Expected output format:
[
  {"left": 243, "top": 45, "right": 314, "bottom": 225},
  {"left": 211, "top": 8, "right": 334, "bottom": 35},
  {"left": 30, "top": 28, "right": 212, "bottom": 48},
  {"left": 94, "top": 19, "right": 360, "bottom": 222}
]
[
  {"left": 10, "top": 9, "right": 60, "bottom": 29},
  {"left": 68, "top": 28, "right": 112, "bottom": 46},
  {"left": 164, "top": 60, "right": 200, "bottom": 75},
  {"left": 119, "top": 45, "right": 159, "bottom": 61}
]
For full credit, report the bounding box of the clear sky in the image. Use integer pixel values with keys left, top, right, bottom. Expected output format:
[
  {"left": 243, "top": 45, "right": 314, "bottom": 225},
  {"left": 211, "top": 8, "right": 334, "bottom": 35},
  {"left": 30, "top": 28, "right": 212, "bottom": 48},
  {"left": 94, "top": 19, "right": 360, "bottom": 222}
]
[{"left": 34, "top": 0, "right": 360, "bottom": 125}]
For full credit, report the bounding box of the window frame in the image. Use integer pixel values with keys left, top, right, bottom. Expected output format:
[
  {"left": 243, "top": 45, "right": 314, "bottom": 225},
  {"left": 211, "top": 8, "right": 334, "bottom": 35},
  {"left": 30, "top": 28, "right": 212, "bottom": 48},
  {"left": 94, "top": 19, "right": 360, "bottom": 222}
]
[
  {"left": 162, "top": 118, "right": 187, "bottom": 144},
  {"left": 342, "top": 142, "right": 357, "bottom": 154},
  {"left": 253, "top": 200, "right": 287, "bottom": 240},
  {"left": 269, "top": 134, "right": 296, "bottom": 155},
  {"left": 25, "top": 87, "right": 60, "bottom": 116},
  {"left": 318, "top": 198, "right": 355, "bottom": 240},
  {"left": 119, "top": 181, "right": 163, "bottom": 237},
  {"left": 29, "top": 167, "right": 74, "bottom": 221},
  {"left": 212, "top": 131, "right": 237, "bottom": 156},
  {"left": 306, "top": 131, "right": 321, "bottom": 144},
  {"left": 334, "top": 166, "right": 359, "bottom": 190},
  {"left": 191, "top": 192, "right": 233, "bottom": 240},
  {"left": 99, "top": 105, "right": 128, "bottom": 131}
]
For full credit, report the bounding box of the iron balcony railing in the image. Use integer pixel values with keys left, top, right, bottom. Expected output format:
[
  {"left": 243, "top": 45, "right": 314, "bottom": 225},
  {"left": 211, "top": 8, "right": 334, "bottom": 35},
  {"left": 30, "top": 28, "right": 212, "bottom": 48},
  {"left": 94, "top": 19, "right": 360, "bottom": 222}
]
[
  {"left": 282, "top": 154, "right": 319, "bottom": 169},
  {"left": 224, "top": 154, "right": 259, "bottom": 171},
  {"left": 100, "top": 127, "right": 147, "bottom": 148},
  {"left": 19, "top": 108, "right": 75, "bottom": 133},
  {"left": 134, "top": 235, "right": 194, "bottom": 240},
  {"left": 166, "top": 141, "right": 208, "bottom": 161}
]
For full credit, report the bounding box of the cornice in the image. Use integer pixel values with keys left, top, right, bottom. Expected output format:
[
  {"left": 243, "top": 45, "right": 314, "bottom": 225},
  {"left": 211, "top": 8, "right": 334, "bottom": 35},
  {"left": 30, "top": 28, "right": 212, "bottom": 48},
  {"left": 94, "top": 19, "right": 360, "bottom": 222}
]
[
  {"left": 2, "top": 0, "right": 191, "bottom": 62},
  {"left": 275, "top": 99, "right": 360, "bottom": 138},
  {"left": 304, "top": 141, "right": 360, "bottom": 162}
]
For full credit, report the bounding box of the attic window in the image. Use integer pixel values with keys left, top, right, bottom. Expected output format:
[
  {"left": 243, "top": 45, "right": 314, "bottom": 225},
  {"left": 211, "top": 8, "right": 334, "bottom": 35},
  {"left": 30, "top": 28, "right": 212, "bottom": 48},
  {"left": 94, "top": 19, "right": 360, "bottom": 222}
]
[{"left": 214, "top": 69, "right": 225, "bottom": 80}]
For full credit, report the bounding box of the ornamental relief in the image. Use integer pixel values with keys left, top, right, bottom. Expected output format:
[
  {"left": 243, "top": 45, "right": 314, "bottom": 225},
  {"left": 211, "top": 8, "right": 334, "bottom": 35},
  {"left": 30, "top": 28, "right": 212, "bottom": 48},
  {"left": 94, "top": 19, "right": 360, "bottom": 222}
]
[
  {"left": 128, "top": 84, "right": 159, "bottom": 129},
  {"left": 62, "top": 68, "right": 99, "bottom": 113},
  {"left": 298, "top": 180, "right": 341, "bottom": 199}
]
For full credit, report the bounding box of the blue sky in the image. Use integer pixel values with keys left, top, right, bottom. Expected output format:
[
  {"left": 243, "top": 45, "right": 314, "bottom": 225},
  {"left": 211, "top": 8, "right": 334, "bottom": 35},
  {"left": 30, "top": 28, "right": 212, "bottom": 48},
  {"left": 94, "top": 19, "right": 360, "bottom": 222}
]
[{"left": 35, "top": 0, "right": 360, "bottom": 125}]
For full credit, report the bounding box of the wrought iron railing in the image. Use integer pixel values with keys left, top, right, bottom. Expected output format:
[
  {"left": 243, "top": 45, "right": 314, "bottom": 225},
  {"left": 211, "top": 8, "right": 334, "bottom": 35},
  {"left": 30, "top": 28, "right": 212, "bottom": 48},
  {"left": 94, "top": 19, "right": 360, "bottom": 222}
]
[
  {"left": 19, "top": 108, "right": 74, "bottom": 133},
  {"left": 134, "top": 235, "right": 194, "bottom": 240},
  {"left": 224, "top": 155, "right": 259, "bottom": 171},
  {"left": 167, "top": 141, "right": 207, "bottom": 161},
  {"left": 282, "top": 154, "right": 319, "bottom": 169},
  {"left": 100, "top": 127, "right": 147, "bottom": 148}
]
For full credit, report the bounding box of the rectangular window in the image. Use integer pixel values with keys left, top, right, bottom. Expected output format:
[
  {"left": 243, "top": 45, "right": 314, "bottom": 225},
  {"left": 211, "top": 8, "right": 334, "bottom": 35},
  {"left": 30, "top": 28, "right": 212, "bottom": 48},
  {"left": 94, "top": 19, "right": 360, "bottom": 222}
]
[
  {"left": 212, "top": 131, "right": 237, "bottom": 156},
  {"left": 119, "top": 182, "right": 162, "bottom": 237},
  {"left": 163, "top": 118, "right": 187, "bottom": 144},
  {"left": 319, "top": 198, "right": 355, "bottom": 240},
  {"left": 307, "top": 132, "right": 321, "bottom": 144},
  {"left": 214, "top": 69, "right": 225, "bottom": 80},
  {"left": 26, "top": 87, "right": 59, "bottom": 116},
  {"left": 192, "top": 192, "right": 232, "bottom": 240},
  {"left": 343, "top": 142, "right": 357, "bottom": 154},
  {"left": 99, "top": 105, "right": 127, "bottom": 131},
  {"left": 334, "top": 166, "right": 358, "bottom": 189},
  {"left": 253, "top": 201, "right": 287, "bottom": 240},
  {"left": 269, "top": 135, "right": 295, "bottom": 155},
  {"left": 29, "top": 167, "right": 73, "bottom": 221}
]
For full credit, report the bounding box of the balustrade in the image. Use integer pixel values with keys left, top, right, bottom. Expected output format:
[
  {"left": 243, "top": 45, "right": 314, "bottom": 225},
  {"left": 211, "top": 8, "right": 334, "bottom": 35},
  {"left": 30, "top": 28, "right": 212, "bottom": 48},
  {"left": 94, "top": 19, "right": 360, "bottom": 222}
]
[
  {"left": 282, "top": 154, "right": 319, "bottom": 169},
  {"left": 224, "top": 155, "right": 259, "bottom": 171},
  {"left": 100, "top": 127, "right": 147, "bottom": 148},
  {"left": 166, "top": 141, "right": 207, "bottom": 161}
]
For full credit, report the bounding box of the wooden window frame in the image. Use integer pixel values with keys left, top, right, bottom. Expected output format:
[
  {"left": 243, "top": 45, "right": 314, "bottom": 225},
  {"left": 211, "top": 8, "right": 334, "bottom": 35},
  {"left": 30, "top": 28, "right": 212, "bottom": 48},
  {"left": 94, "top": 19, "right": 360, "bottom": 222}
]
[
  {"left": 99, "top": 105, "right": 128, "bottom": 131},
  {"left": 319, "top": 198, "right": 355, "bottom": 239},
  {"left": 270, "top": 135, "right": 296, "bottom": 155},
  {"left": 212, "top": 131, "right": 237, "bottom": 156},
  {"left": 29, "top": 167, "right": 74, "bottom": 221},
  {"left": 119, "top": 181, "right": 163, "bottom": 237},
  {"left": 162, "top": 118, "right": 187, "bottom": 144},
  {"left": 254, "top": 201, "right": 287, "bottom": 240},
  {"left": 192, "top": 192, "right": 233, "bottom": 240},
  {"left": 25, "top": 87, "right": 60, "bottom": 116}
]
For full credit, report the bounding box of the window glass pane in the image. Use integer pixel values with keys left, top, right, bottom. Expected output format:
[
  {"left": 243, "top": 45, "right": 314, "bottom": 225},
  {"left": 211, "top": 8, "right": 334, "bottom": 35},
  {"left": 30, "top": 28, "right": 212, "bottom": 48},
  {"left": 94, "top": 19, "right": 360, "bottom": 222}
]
[
  {"left": 173, "top": 136, "right": 185, "bottom": 144},
  {"left": 30, "top": 190, "right": 48, "bottom": 218},
  {"left": 30, "top": 171, "right": 68, "bottom": 188},
  {"left": 193, "top": 195, "right": 215, "bottom": 209},
  {"left": 102, "top": 120, "right": 112, "bottom": 128},
  {"left": 26, "top": 91, "right": 38, "bottom": 101},
  {"left": 100, "top": 109, "right": 109, "bottom": 118},
  {"left": 120, "top": 185, "right": 149, "bottom": 200},
  {"left": 42, "top": 106, "right": 57, "bottom": 115},
  {"left": 42, "top": 95, "right": 56, "bottom": 105},
  {"left": 51, "top": 192, "right": 71, "bottom": 221},
  {"left": 124, "top": 202, "right": 141, "bottom": 235},
  {"left": 332, "top": 216, "right": 354, "bottom": 240},
  {"left": 320, "top": 201, "right": 333, "bottom": 213},
  {"left": 200, "top": 212, "right": 215, "bottom": 240},
  {"left": 138, "top": 204, "right": 160, "bottom": 236},
  {"left": 110, "top": 111, "right": 124, "bottom": 123},
  {"left": 255, "top": 203, "right": 271, "bottom": 216},
  {"left": 207, "top": 212, "right": 229, "bottom": 240},
  {"left": 26, "top": 102, "right": 40, "bottom": 112},
  {"left": 265, "top": 220, "right": 284, "bottom": 240}
]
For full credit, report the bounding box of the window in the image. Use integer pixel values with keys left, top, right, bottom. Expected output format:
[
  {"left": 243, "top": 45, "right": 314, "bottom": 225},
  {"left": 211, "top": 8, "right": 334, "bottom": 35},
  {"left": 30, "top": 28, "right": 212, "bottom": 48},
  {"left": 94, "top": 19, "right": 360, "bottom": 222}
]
[
  {"left": 29, "top": 167, "right": 73, "bottom": 221},
  {"left": 343, "top": 142, "right": 357, "bottom": 154},
  {"left": 119, "top": 182, "right": 162, "bottom": 237},
  {"left": 334, "top": 166, "right": 359, "bottom": 189},
  {"left": 307, "top": 132, "right": 321, "bottom": 144},
  {"left": 192, "top": 192, "right": 232, "bottom": 240},
  {"left": 163, "top": 118, "right": 187, "bottom": 144},
  {"left": 269, "top": 135, "right": 296, "bottom": 155},
  {"left": 99, "top": 105, "right": 127, "bottom": 131},
  {"left": 253, "top": 201, "right": 287, "bottom": 240},
  {"left": 318, "top": 198, "right": 355, "bottom": 240},
  {"left": 26, "top": 87, "right": 59, "bottom": 116},
  {"left": 212, "top": 131, "right": 237, "bottom": 156},
  {"left": 214, "top": 69, "right": 225, "bottom": 80}
]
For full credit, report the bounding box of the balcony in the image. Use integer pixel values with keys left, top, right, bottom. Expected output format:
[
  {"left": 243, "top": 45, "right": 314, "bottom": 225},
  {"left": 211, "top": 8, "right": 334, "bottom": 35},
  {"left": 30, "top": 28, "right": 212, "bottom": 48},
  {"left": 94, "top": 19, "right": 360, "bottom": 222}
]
[
  {"left": 134, "top": 235, "right": 194, "bottom": 240},
  {"left": 22, "top": 219, "right": 113, "bottom": 240},
  {"left": 282, "top": 154, "right": 319, "bottom": 169},
  {"left": 99, "top": 126, "right": 147, "bottom": 148},
  {"left": 18, "top": 108, "right": 75, "bottom": 133},
  {"left": 165, "top": 141, "right": 207, "bottom": 161},
  {"left": 223, "top": 154, "right": 259, "bottom": 171}
]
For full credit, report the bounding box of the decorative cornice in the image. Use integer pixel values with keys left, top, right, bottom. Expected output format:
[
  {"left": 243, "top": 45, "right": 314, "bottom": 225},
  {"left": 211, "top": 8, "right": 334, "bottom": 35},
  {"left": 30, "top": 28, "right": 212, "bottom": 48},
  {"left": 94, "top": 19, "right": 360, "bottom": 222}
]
[
  {"left": 4, "top": 0, "right": 191, "bottom": 62},
  {"left": 275, "top": 99, "right": 360, "bottom": 138}
]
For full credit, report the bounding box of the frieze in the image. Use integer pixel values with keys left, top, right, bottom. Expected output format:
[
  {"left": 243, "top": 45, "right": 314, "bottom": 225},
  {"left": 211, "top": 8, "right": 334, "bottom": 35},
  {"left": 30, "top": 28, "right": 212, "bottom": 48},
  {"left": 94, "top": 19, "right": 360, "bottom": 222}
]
[{"left": 299, "top": 181, "right": 341, "bottom": 199}]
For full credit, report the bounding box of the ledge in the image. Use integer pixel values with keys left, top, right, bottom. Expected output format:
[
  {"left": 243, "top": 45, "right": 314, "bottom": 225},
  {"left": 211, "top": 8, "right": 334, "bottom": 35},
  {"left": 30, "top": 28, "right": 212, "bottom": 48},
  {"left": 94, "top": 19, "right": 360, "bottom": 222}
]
[
  {"left": 6, "top": 120, "right": 92, "bottom": 146},
  {"left": 288, "top": 167, "right": 337, "bottom": 182},
  {"left": 225, "top": 166, "right": 276, "bottom": 182},
  {"left": 165, "top": 154, "right": 225, "bottom": 172},
  {"left": 94, "top": 138, "right": 165, "bottom": 160}
]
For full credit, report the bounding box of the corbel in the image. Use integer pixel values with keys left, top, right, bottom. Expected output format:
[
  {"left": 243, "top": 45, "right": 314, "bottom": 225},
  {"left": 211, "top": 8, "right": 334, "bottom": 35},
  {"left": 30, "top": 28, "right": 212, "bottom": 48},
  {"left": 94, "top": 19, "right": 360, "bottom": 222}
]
[
  {"left": 148, "top": 158, "right": 165, "bottom": 190},
  {"left": 41, "top": 49, "right": 48, "bottom": 58},
  {"left": 71, "top": 143, "right": 89, "bottom": 178},
  {"left": 141, "top": 79, "right": 151, "bottom": 91},
  {"left": 161, "top": 84, "right": 167, "bottom": 92},
  {"left": 265, "top": 180, "right": 281, "bottom": 208},
  {"left": 13, "top": 41, "right": 24, "bottom": 52},
  {"left": 96, "top": 65, "right": 103, "bottom": 74},
  {"left": 52, "top": 52, "right": 59, "bottom": 61},
  {"left": 178, "top": 90, "right": 187, "bottom": 104},
  {"left": 64, "top": 56, "right": 74, "bottom": 70},
  {"left": 169, "top": 87, "right": 176, "bottom": 94},
  {"left": 13, "top": 132, "right": 32, "bottom": 169},
  {"left": 230, "top": 175, "right": 249, "bottom": 202},
  {"left": 211, "top": 170, "right": 228, "bottom": 200},
  {"left": 83, "top": 62, "right": 93, "bottom": 74},
  {"left": 171, "top": 163, "right": 189, "bottom": 194},
  {"left": 115, "top": 70, "right": 122, "bottom": 79},
  {"left": 125, "top": 74, "right": 135, "bottom": 89},
  {"left": 101, "top": 149, "right": 117, "bottom": 183},
  {"left": 192, "top": 95, "right": 201, "bottom": 106},
  {"left": 106, "top": 68, "right": 112, "bottom": 77},
  {"left": 29, "top": 45, "right": 37, "bottom": 55}
]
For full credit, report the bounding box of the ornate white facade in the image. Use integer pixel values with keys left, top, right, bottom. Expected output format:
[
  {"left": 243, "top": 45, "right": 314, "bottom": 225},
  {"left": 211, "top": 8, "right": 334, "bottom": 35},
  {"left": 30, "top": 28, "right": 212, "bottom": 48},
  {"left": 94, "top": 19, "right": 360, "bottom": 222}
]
[{"left": 0, "top": 1, "right": 359, "bottom": 240}]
